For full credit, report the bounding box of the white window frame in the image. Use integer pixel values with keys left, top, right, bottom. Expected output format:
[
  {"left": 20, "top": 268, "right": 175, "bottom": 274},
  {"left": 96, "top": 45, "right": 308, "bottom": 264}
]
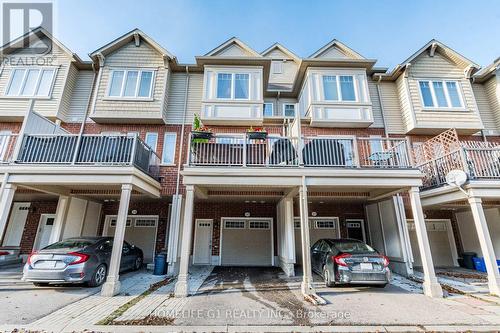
[
  {"left": 314, "top": 218, "right": 339, "bottom": 229},
  {"left": 216, "top": 72, "right": 251, "bottom": 100},
  {"left": 5, "top": 67, "right": 57, "bottom": 98},
  {"left": 417, "top": 79, "right": 465, "bottom": 110},
  {"left": 321, "top": 74, "right": 358, "bottom": 102},
  {"left": 223, "top": 220, "right": 246, "bottom": 229},
  {"left": 106, "top": 68, "right": 156, "bottom": 100},
  {"left": 109, "top": 218, "right": 132, "bottom": 227},
  {"left": 161, "top": 132, "right": 177, "bottom": 165},
  {"left": 263, "top": 102, "right": 274, "bottom": 117},
  {"left": 271, "top": 61, "right": 283, "bottom": 74},
  {"left": 134, "top": 217, "right": 158, "bottom": 228},
  {"left": 249, "top": 220, "right": 271, "bottom": 230},
  {"left": 283, "top": 103, "right": 296, "bottom": 118},
  {"left": 145, "top": 132, "right": 158, "bottom": 151}
]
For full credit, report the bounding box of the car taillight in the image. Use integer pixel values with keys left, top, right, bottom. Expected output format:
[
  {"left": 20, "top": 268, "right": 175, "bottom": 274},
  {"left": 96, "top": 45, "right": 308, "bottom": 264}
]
[
  {"left": 0, "top": 251, "right": 10, "bottom": 256},
  {"left": 333, "top": 253, "right": 351, "bottom": 267},
  {"left": 68, "top": 252, "right": 90, "bottom": 265},
  {"left": 27, "top": 251, "right": 38, "bottom": 265},
  {"left": 381, "top": 255, "right": 390, "bottom": 267}
]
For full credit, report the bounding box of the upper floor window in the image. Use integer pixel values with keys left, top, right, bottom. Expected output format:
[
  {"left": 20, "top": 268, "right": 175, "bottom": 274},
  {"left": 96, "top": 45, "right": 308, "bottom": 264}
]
[
  {"left": 107, "top": 69, "right": 154, "bottom": 99},
  {"left": 272, "top": 61, "right": 283, "bottom": 74},
  {"left": 322, "top": 75, "right": 356, "bottom": 102},
  {"left": 216, "top": 73, "right": 249, "bottom": 99},
  {"left": 418, "top": 80, "right": 463, "bottom": 109},
  {"left": 263, "top": 103, "right": 274, "bottom": 117},
  {"left": 6, "top": 68, "right": 56, "bottom": 97},
  {"left": 283, "top": 104, "right": 295, "bottom": 118}
]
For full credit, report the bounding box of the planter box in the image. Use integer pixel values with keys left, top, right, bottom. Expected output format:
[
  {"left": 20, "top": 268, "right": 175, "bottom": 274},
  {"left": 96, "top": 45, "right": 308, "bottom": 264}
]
[
  {"left": 191, "top": 131, "right": 213, "bottom": 140},
  {"left": 247, "top": 131, "right": 268, "bottom": 140}
]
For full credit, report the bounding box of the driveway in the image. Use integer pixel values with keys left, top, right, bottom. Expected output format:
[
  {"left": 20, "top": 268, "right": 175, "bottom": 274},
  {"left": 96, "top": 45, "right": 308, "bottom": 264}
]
[{"left": 0, "top": 263, "right": 139, "bottom": 325}]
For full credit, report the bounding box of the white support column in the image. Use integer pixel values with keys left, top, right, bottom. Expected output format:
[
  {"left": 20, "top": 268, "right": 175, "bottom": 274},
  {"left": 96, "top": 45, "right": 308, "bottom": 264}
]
[
  {"left": 101, "top": 184, "right": 132, "bottom": 297},
  {"left": 174, "top": 185, "right": 195, "bottom": 297},
  {"left": 468, "top": 196, "right": 500, "bottom": 296},
  {"left": 409, "top": 187, "right": 443, "bottom": 298},
  {"left": 0, "top": 184, "right": 16, "bottom": 243},
  {"left": 278, "top": 196, "right": 296, "bottom": 277},
  {"left": 167, "top": 194, "right": 183, "bottom": 276},
  {"left": 299, "top": 177, "right": 314, "bottom": 295},
  {"left": 49, "top": 195, "right": 70, "bottom": 245}
]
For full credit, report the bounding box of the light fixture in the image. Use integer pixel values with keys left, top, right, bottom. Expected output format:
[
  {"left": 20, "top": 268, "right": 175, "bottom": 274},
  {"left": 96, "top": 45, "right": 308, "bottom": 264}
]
[
  {"left": 245, "top": 200, "right": 250, "bottom": 203},
  {"left": 260, "top": 201, "right": 265, "bottom": 204},
  {"left": 244, "top": 212, "right": 251, "bottom": 217},
  {"left": 311, "top": 212, "right": 317, "bottom": 217},
  {"left": 252, "top": 200, "right": 257, "bottom": 203},
  {"left": 319, "top": 201, "right": 324, "bottom": 204},
  {"left": 131, "top": 209, "right": 137, "bottom": 215}
]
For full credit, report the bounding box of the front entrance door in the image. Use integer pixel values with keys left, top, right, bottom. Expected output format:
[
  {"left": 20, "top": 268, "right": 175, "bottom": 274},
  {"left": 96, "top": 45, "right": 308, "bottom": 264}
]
[
  {"left": 2, "top": 203, "right": 30, "bottom": 246},
  {"left": 193, "top": 219, "right": 212, "bottom": 265},
  {"left": 35, "top": 214, "right": 56, "bottom": 249},
  {"left": 346, "top": 219, "right": 366, "bottom": 242}
]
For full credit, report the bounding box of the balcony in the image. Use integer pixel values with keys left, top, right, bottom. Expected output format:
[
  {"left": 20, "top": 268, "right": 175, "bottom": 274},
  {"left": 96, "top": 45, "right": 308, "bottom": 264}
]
[
  {"left": 15, "top": 134, "right": 161, "bottom": 180},
  {"left": 417, "top": 143, "right": 500, "bottom": 190},
  {"left": 187, "top": 134, "right": 411, "bottom": 169}
]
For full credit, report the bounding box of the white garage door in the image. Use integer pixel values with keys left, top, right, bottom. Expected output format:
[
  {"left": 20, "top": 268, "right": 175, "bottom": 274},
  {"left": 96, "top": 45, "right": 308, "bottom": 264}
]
[
  {"left": 105, "top": 215, "right": 158, "bottom": 263},
  {"left": 220, "top": 218, "right": 273, "bottom": 266},
  {"left": 294, "top": 217, "right": 340, "bottom": 264},
  {"left": 407, "top": 220, "right": 456, "bottom": 267}
]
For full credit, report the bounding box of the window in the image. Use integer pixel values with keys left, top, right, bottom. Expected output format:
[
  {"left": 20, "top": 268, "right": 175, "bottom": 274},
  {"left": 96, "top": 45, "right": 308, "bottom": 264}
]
[
  {"left": 263, "top": 103, "right": 274, "bottom": 117},
  {"left": 135, "top": 218, "right": 157, "bottom": 227},
  {"left": 224, "top": 220, "right": 245, "bottom": 229},
  {"left": 109, "top": 218, "right": 132, "bottom": 227},
  {"left": 272, "top": 61, "right": 283, "bottom": 74},
  {"left": 249, "top": 220, "right": 270, "bottom": 229},
  {"left": 6, "top": 68, "right": 56, "bottom": 97},
  {"left": 283, "top": 104, "right": 295, "bottom": 117},
  {"left": 369, "top": 136, "right": 384, "bottom": 153},
  {"left": 418, "top": 80, "right": 463, "bottom": 109},
  {"left": 162, "top": 132, "right": 177, "bottom": 164},
  {"left": 107, "top": 69, "right": 154, "bottom": 98},
  {"left": 322, "top": 75, "right": 356, "bottom": 102},
  {"left": 216, "top": 73, "right": 250, "bottom": 99},
  {"left": 315, "top": 220, "right": 337, "bottom": 229},
  {"left": 145, "top": 132, "right": 158, "bottom": 151}
]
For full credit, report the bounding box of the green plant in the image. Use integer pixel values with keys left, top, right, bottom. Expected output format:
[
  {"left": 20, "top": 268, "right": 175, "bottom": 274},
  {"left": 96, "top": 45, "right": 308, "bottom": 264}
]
[{"left": 192, "top": 114, "right": 211, "bottom": 132}]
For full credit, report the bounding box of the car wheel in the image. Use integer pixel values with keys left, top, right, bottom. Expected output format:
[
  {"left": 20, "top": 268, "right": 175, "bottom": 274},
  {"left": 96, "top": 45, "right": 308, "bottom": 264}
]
[
  {"left": 88, "top": 264, "right": 107, "bottom": 287},
  {"left": 323, "top": 266, "right": 334, "bottom": 287},
  {"left": 33, "top": 282, "right": 49, "bottom": 287},
  {"left": 133, "top": 256, "right": 143, "bottom": 271}
]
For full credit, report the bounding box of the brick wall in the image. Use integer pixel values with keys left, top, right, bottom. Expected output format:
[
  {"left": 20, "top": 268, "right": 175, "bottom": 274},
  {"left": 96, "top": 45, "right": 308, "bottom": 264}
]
[{"left": 17, "top": 201, "right": 58, "bottom": 254}]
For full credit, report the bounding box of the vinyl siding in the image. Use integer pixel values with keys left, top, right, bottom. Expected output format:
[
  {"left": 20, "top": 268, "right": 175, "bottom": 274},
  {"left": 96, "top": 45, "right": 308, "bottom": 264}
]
[
  {"left": 92, "top": 41, "right": 166, "bottom": 122},
  {"left": 315, "top": 46, "right": 348, "bottom": 58},
  {"left": 66, "top": 70, "right": 94, "bottom": 122},
  {"left": 58, "top": 63, "right": 79, "bottom": 121},
  {"left": 484, "top": 76, "right": 500, "bottom": 130},
  {"left": 471, "top": 82, "right": 499, "bottom": 134},
  {"left": 0, "top": 38, "right": 72, "bottom": 120},
  {"left": 264, "top": 48, "right": 298, "bottom": 85},
  {"left": 367, "top": 78, "right": 384, "bottom": 128},
  {"left": 396, "top": 75, "right": 414, "bottom": 132},
  {"left": 165, "top": 72, "right": 203, "bottom": 124},
  {"left": 378, "top": 82, "right": 406, "bottom": 134},
  {"left": 214, "top": 43, "right": 253, "bottom": 57}
]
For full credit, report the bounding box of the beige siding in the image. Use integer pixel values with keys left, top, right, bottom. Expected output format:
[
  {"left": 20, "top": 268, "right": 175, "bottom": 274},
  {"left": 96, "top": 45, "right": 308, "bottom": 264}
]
[
  {"left": 315, "top": 46, "right": 348, "bottom": 58},
  {"left": 67, "top": 70, "right": 94, "bottom": 122},
  {"left": 0, "top": 38, "right": 72, "bottom": 120},
  {"left": 396, "top": 75, "right": 414, "bottom": 132},
  {"left": 410, "top": 52, "right": 463, "bottom": 78},
  {"left": 92, "top": 41, "right": 166, "bottom": 122},
  {"left": 378, "top": 82, "right": 406, "bottom": 134},
  {"left": 165, "top": 72, "right": 203, "bottom": 124},
  {"left": 367, "top": 78, "right": 384, "bottom": 128},
  {"left": 264, "top": 48, "right": 298, "bottom": 85},
  {"left": 471, "top": 83, "right": 499, "bottom": 134},
  {"left": 214, "top": 43, "right": 253, "bottom": 57},
  {"left": 57, "top": 63, "right": 79, "bottom": 121},
  {"left": 484, "top": 76, "right": 500, "bottom": 130}
]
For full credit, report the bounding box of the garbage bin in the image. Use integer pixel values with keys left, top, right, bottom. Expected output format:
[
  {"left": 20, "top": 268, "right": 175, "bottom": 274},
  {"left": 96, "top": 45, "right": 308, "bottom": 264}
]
[
  {"left": 153, "top": 253, "right": 167, "bottom": 275},
  {"left": 462, "top": 252, "right": 477, "bottom": 270}
]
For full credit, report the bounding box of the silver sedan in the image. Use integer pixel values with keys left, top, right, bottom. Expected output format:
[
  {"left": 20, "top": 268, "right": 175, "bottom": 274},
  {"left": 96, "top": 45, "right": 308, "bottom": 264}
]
[{"left": 23, "top": 237, "right": 143, "bottom": 287}]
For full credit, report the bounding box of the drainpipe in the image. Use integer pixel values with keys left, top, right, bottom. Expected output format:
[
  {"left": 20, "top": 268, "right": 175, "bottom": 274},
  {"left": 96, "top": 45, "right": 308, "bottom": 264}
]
[{"left": 375, "top": 76, "right": 388, "bottom": 138}]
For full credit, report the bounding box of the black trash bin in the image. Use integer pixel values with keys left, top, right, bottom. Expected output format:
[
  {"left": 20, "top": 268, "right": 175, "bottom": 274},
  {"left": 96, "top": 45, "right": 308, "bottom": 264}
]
[
  {"left": 462, "top": 252, "right": 477, "bottom": 270},
  {"left": 153, "top": 252, "right": 167, "bottom": 275}
]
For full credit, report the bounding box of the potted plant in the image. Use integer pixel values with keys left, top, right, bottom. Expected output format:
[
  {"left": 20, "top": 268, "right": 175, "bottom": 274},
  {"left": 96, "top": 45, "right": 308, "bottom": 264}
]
[
  {"left": 246, "top": 126, "right": 268, "bottom": 140},
  {"left": 191, "top": 114, "right": 212, "bottom": 140}
]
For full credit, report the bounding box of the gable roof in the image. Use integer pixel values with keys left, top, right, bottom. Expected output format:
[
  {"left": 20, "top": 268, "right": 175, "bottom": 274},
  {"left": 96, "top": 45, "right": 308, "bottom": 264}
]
[
  {"left": 473, "top": 57, "right": 500, "bottom": 83},
  {"left": 89, "top": 28, "right": 176, "bottom": 64},
  {"left": 204, "top": 37, "right": 261, "bottom": 57},
  {"left": 260, "top": 43, "right": 300, "bottom": 62},
  {"left": 374, "top": 39, "right": 480, "bottom": 81},
  {"left": 309, "top": 39, "right": 365, "bottom": 59},
  {"left": 0, "top": 27, "right": 90, "bottom": 66}
]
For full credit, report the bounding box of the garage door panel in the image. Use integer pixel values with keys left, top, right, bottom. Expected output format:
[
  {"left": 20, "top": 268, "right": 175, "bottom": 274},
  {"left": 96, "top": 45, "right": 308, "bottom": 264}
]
[
  {"left": 294, "top": 218, "right": 339, "bottom": 264},
  {"left": 408, "top": 220, "right": 455, "bottom": 267},
  {"left": 220, "top": 218, "right": 272, "bottom": 266}
]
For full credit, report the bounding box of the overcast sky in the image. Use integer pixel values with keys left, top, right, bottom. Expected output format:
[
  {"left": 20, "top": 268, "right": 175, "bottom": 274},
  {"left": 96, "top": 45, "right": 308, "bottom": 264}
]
[{"left": 48, "top": 0, "right": 500, "bottom": 68}]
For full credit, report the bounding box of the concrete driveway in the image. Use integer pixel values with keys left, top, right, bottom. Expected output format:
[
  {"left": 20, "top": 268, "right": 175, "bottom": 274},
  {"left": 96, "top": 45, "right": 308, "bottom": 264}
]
[{"left": 0, "top": 263, "right": 140, "bottom": 325}]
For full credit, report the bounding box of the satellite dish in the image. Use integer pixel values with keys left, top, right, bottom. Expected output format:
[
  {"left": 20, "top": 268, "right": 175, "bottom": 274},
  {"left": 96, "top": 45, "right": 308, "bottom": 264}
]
[{"left": 446, "top": 170, "right": 468, "bottom": 187}]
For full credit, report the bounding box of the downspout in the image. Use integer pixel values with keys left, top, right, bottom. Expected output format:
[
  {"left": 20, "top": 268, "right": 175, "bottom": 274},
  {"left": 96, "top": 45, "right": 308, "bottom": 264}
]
[{"left": 375, "top": 76, "right": 388, "bottom": 138}]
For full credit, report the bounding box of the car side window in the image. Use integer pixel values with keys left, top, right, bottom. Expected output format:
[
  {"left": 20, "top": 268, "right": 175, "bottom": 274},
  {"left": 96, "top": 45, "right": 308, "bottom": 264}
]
[
  {"left": 312, "top": 241, "right": 323, "bottom": 251},
  {"left": 122, "top": 242, "right": 130, "bottom": 253},
  {"left": 99, "top": 240, "right": 113, "bottom": 252},
  {"left": 320, "top": 242, "right": 330, "bottom": 252}
]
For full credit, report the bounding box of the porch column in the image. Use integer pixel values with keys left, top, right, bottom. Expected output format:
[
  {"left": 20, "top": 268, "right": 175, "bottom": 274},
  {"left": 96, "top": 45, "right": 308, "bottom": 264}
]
[
  {"left": 174, "top": 185, "right": 195, "bottom": 297},
  {"left": 0, "top": 184, "right": 16, "bottom": 243},
  {"left": 299, "top": 178, "right": 314, "bottom": 295},
  {"left": 409, "top": 187, "right": 443, "bottom": 298},
  {"left": 468, "top": 196, "right": 500, "bottom": 296},
  {"left": 101, "top": 184, "right": 132, "bottom": 297},
  {"left": 49, "top": 195, "right": 70, "bottom": 244},
  {"left": 279, "top": 197, "right": 296, "bottom": 277},
  {"left": 167, "top": 194, "right": 183, "bottom": 276}
]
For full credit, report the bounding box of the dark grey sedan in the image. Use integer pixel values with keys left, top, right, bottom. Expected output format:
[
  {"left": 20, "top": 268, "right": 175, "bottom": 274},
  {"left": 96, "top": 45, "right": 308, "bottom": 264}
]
[
  {"left": 23, "top": 237, "right": 143, "bottom": 287},
  {"left": 311, "top": 238, "right": 391, "bottom": 287}
]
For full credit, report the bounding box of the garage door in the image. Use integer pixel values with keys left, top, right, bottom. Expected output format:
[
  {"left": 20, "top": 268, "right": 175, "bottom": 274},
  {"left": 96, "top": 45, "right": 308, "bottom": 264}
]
[
  {"left": 105, "top": 215, "right": 158, "bottom": 263},
  {"left": 220, "top": 218, "right": 273, "bottom": 266},
  {"left": 294, "top": 217, "right": 340, "bottom": 264},
  {"left": 407, "top": 220, "right": 456, "bottom": 267}
]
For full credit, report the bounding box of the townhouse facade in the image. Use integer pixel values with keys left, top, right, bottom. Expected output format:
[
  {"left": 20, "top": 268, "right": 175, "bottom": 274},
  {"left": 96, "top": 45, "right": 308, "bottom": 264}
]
[{"left": 0, "top": 28, "right": 499, "bottom": 298}]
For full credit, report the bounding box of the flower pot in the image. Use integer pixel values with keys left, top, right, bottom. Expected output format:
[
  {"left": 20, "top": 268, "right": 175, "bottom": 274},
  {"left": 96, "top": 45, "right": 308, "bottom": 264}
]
[
  {"left": 191, "top": 131, "right": 213, "bottom": 140},
  {"left": 247, "top": 131, "right": 268, "bottom": 140}
]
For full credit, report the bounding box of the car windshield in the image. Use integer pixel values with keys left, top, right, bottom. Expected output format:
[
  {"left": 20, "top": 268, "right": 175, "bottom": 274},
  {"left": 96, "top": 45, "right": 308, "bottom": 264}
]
[
  {"left": 43, "top": 239, "right": 97, "bottom": 250},
  {"left": 334, "top": 241, "right": 376, "bottom": 254}
]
